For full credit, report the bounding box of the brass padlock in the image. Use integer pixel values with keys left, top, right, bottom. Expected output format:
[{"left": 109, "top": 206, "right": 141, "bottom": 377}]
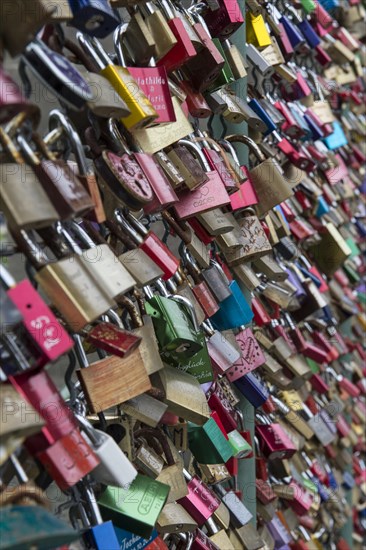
[{"left": 226, "top": 135, "right": 293, "bottom": 217}]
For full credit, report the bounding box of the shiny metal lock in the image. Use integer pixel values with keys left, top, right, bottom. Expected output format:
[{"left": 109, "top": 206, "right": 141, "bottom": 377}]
[
  {"left": 222, "top": 39, "right": 247, "bottom": 79},
  {"left": 17, "top": 133, "right": 94, "bottom": 220},
  {"left": 119, "top": 248, "right": 164, "bottom": 286},
  {"left": 77, "top": 414, "right": 137, "bottom": 488},
  {"left": 67, "top": 222, "right": 136, "bottom": 301},
  {"left": 182, "top": 250, "right": 220, "bottom": 319},
  {"left": 162, "top": 210, "right": 210, "bottom": 269},
  {"left": 0, "top": 130, "right": 59, "bottom": 231},
  {"left": 201, "top": 261, "right": 232, "bottom": 303},
  {"left": 157, "top": 503, "right": 197, "bottom": 534},
  {"left": 78, "top": 33, "right": 157, "bottom": 130},
  {"left": 151, "top": 365, "right": 210, "bottom": 425},
  {"left": 11, "top": 229, "right": 114, "bottom": 332},
  {"left": 226, "top": 135, "right": 293, "bottom": 217},
  {"left": 48, "top": 110, "right": 106, "bottom": 224},
  {"left": 204, "top": 321, "right": 241, "bottom": 375},
  {"left": 124, "top": 11, "right": 156, "bottom": 65},
  {"left": 138, "top": 2, "right": 177, "bottom": 60},
  {"left": 119, "top": 295, "right": 165, "bottom": 376},
  {"left": 121, "top": 393, "right": 168, "bottom": 428},
  {"left": 198, "top": 209, "right": 236, "bottom": 235}
]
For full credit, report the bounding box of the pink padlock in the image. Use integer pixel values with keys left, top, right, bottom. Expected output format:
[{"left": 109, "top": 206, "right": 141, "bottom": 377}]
[{"left": 178, "top": 473, "right": 220, "bottom": 526}]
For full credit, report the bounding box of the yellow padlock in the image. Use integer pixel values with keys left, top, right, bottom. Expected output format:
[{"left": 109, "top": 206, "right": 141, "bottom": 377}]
[
  {"left": 246, "top": 12, "right": 272, "bottom": 49},
  {"left": 77, "top": 32, "right": 157, "bottom": 131}
]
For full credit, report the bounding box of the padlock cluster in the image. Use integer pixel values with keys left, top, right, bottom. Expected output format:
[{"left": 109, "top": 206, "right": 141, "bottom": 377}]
[{"left": 0, "top": 0, "right": 365, "bottom": 549}]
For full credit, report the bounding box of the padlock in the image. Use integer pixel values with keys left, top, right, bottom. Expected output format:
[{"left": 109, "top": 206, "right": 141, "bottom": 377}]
[
  {"left": 69, "top": 485, "right": 120, "bottom": 550},
  {"left": 246, "top": 11, "right": 272, "bottom": 48},
  {"left": 137, "top": 2, "right": 177, "bottom": 61},
  {"left": 85, "top": 321, "right": 141, "bottom": 359},
  {"left": 122, "top": 393, "right": 168, "bottom": 428},
  {"left": 203, "top": 0, "right": 244, "bottom": 39},
  {"left": 17, "top": 132, "right": 94, "bottom": 220},
  {"left": 256, "top": 414, "right": 297, "bottom": 459},
  {"left": 234, "top": 372, "right": 269, "bottom": 408},
  {"left": 151, "top": 0, "right": 197, "bottom": 73},
  {"left": 167, "top": 139, "right": 209, "bottom": 190},
  {"left": 176, "top": 79, "right": 212, "bottom": 118},
  {"left": 0, "top": 1, "right": 57, "bottom": 57},
  {"left": 178, "top": 470, "right": 221, "bottom": 526},
  {"left": 151, "top": 365, "right": 210, "bottom": 425},
  {"left": 226, "top": 327, "right": 266, "bottom": 382},
  {"left": 157, "top": 503, "right": 198, "bottom": 534},
  {"left": 98, "top": 475, "right": 170, "bottom": 539},
  {"left": 188, "top": 417, "right": 234, "bottom": 464},
  {"left": 4, "top": 275, "right": 73, "bottom": 369},
  {"left": 9, "top": 367, "right": 77, "bottom": 440},
  {"left": 115, "top": 211, "right": 180, "bottom": 280},
  {"left": 30, "top": 426, "right": 100, "bottom": 490},
  {"left": 118, "top": 294, "right": 165, "bottom": 376},
  {"left": 77, "top": 414, "right": 137, "bottom": 488},
  {"left": 182, "top": 9, "right": 226, "bottom": 92},
  {"left": 78, "top": 33, "right": 158, "bottom": 130},
  {"left": 114, "top": 24, "right": 175, "bottom": 124},
  {"left": 21, "top": 37, "right": 93, "bottom": 110},
  {"left": 182, "top": 250, "right": 220, "bottom": 318},
  {"left": 85, "top": 126, "right": 154, "bottom": 210},
  {"left": 173, "top": 148, "right": 231, "bottom": 220},
  {"left": 206, "top": 517, "right": 236, "bottom": 549},
  {"left": 48, "top": 110, "right": 106, "bottom": 223},
  {"left": 0, "top": 505, "right": 79, "bottom": 548},
  {"left": 204, "top": 321, "right": 241, "bottom": 375},
  {"left": 75, "top": 335, "right": 151, "bottom": 413},
  {"left": 226, "top": 135, "right": 293, "bottom": 217},
  {"left": 69, "top": 222, "right": 137, "bottom": 301},
  {"left": 0, "top": 68, "right": 40, "bottom": 125},
  {"left": 68, "top": 0, "right": 119, "bottom": 37},
  {"left": 210, "top": 267, "right": 254, "bottom": 330}
]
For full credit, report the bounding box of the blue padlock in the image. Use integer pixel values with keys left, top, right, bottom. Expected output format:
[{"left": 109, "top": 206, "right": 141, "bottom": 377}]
[
  {"left": 211, "top": 280, "right": 253, "bottom": 330},
  {"left": 234, "top": 372, "right": 269, "bottom": 408},
  {"left": 315, "top": 196, "right": 330, "bottom": 218},
  {"left": 279, "top": 15, "right": 306, "bottom": 50},
  {"left": 288, "top": 103, "right": 312, "bottom": 140},
  {"left": 323, "top": 120, "right": 348, "bottom": 150},
  {"left": 248, "top": 98, "right": 277, "bottom": 136},
  {"left": 318, "top": 0, "right": 339, "bottom": 13},
  {"left": 114, "top": 527, "right": 159, "bottom": 549},
  {"left": 355, "top": 219, "right": 366, "bottom": 238},
  {"left": 68, "top": 0, "right": 120, "bottom": 38},
  {"left": 304, "top": 113, "right": 324, "bottom": 140},
  {"left": 84, "top": 521, "right": 120, "bottom": 550},
  {"left": 298, "top": 19, "right": 321, "bottom": 48},
  {"left": 342, "top": 471, "right": 355, "bottom": 490}
]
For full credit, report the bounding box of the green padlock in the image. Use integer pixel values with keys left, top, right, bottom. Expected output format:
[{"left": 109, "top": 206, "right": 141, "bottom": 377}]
[
  {"left": 300, "top": 0, "right": 316, "bottom": 13},
  {"left": 98, "top": 474, "right": 170, "bottom": 539},
  {"left": 146, "top": 294, "right": 203, "bottom": 357},
  {"left": 342, "top": 261, "right": 360, "bottom": 284},
  {"left": 345, "top": 237, "right": 361, "bottom": 258},
  {"left": 227, "top": 429, "right": 253, "bottom": 458},
  {"left": 160, "top": 330, "right": 214, "bottom": 384},
  {"left": 188, "top": 417, "right": 234, "bottom": 464},
  {"left": 0, "top": 505, "right": 79, "bottom": 549},
  {"left": 207, "top": 39, "right": 235, "bottom": 91}
]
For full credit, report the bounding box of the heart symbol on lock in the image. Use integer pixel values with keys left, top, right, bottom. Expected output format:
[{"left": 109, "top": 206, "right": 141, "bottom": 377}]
[{"left": 226, "top": 328, "right": 265, "bottom": 382}]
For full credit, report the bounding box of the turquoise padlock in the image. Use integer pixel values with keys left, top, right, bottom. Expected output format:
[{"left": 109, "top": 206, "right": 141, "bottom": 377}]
[
  {"left": 315, "top": 195, "right": 330, "bottom": 217},
  {"left": 323, "top": 120, "right": 348, "bottom": 150},
  {"left": 210, "top": 280, "right": 253, "bottom": 330}
]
